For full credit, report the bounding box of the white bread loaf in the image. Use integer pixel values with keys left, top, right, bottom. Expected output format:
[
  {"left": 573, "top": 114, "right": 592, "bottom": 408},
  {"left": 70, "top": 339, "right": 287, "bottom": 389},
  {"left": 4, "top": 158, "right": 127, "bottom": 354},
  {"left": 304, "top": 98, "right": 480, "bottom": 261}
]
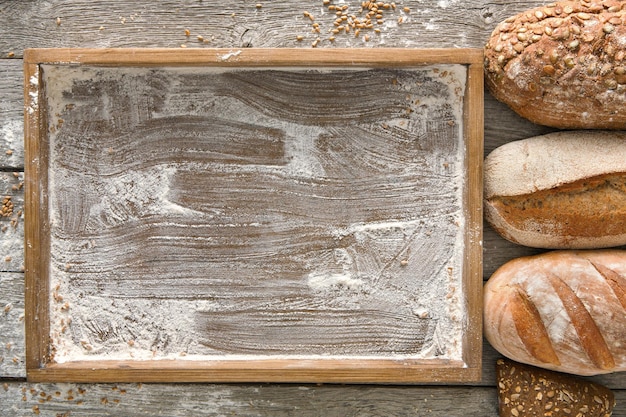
[
  {"left": 484, "top": 131, "right": 626, "bottom": 249},
  {"left": 484, "top": 250, "right": 626, "bottom": 376},
  {"left": 484, "top": 0, "right": 626, "bottom": 129}
]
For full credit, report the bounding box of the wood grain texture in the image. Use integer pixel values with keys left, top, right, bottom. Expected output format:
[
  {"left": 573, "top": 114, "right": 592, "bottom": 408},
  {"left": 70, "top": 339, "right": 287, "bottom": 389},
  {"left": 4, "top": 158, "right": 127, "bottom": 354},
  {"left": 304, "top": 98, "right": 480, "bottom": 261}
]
[
  {"left": 25, "top": 54, "right": 482, "bottom": 383},
  {"left": 1, "top": 1, "right": 550, "bottom": 55},
  {"left": 2, "top": 382, "right": 498, "bottom": 416},
  {"left": 0, "top": 60, "right": 24, "bottom": 169},
  {"left": 2, "top": 0, "right": 626, "bottom": 413},
  {"left": 0, "top": 172, "right": 24, "bottom": 273},
  {"left": 0, "top": 273, "right": 25, "bottom": 378},
  {"left": 25, "top": 47, "right": 483, "bottom": 66},
  {"left": 24, "top": 60, "right": 52, "bottom": 374},
  {"left": 462, "top": 62, "right": 483, "bottom": 374},
  {"left": 1, "top": 382, "right": 625, "bottom": 417}
]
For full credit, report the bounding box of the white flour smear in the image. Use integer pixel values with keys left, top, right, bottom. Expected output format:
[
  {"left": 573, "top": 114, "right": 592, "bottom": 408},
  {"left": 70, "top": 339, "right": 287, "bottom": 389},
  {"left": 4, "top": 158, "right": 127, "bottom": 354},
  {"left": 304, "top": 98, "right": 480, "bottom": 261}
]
[{"left": 42, "top": 64, "right": 468, "bottom": 363}]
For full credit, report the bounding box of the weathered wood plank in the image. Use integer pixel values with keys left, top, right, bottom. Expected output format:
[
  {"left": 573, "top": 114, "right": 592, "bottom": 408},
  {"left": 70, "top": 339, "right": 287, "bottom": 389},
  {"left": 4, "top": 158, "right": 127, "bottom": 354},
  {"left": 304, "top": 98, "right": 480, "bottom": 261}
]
[
  {"left": 0, "top": 59, "right": 24, "bottom": 170},
  {"left": 0, "top": 172, "right": 24, "bottom": 273},
  {"left": 0, "top": 272, "right": 25, "bottom": 378},
  {"left": 6, "top": 382, "right": 496, "bottom": 416},
  {"left": 483, "top": 89, "right": 557, "bottom": 156},
  {"left": 1, "top": 381, "right": 625, "bottom": 417},
  {"left": 24, "top": 60, "right": 481, "bottom": 383},
  {"left": 0, "top": 158, "right": 25, "bottom": 376},
  {"left": 0, "top": 1, "right": 550, "bottom": 55}
]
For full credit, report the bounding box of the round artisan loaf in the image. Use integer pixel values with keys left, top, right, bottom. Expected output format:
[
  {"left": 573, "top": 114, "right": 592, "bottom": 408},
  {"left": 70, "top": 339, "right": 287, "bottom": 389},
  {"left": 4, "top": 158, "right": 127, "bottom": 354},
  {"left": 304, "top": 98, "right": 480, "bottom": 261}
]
[
  {"left": 484, "top": 250, "right": 626, "bottom": 376},
  {"left": 484, "top": 0, "right": 626, "bottom": 129},
  {"left": 484, "top": 130, "right": 626, "bottom": 249}
]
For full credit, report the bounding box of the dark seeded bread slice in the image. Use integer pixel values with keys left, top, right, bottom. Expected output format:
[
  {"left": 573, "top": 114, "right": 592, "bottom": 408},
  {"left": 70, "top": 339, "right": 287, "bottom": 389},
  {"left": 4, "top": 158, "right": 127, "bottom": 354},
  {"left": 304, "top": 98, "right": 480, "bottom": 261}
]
[{"left": 496, "top": 358, "right": 615, "bottom": 417}]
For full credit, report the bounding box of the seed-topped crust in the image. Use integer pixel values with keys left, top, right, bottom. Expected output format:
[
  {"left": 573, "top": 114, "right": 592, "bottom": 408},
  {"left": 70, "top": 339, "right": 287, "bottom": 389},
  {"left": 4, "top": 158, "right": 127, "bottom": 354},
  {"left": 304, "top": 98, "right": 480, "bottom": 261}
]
[
  {"left": 484, "top": 1, "right": 626, "bottom": 129},
  {"left": 496, "top": 358, "right": 615, "bottom": 417}
]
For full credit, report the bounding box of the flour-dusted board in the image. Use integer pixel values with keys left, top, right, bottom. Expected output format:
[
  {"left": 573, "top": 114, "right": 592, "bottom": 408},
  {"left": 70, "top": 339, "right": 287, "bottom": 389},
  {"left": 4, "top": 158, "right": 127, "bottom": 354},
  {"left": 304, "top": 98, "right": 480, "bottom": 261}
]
[{"left": 24, "top": 48, "right": 483, "bottom": 383}]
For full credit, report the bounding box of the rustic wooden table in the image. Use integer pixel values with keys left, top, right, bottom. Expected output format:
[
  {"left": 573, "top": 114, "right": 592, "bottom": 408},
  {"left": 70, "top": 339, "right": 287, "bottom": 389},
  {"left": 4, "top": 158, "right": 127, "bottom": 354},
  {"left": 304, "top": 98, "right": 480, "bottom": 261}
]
[{"left": 0, "top": 1, "right": 624, "bottom": 415}]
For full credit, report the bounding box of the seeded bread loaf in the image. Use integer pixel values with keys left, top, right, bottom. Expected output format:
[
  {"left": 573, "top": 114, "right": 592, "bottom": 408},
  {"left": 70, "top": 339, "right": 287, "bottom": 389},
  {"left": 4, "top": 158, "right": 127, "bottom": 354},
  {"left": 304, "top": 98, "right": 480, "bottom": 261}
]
[
  {"left": 484, "top": 0, "right": 626, "bottom": 129},
  {"left": 484, "top": 131, "right": 626, "bottom": 249},
  {"left": 496, "top": 358, "right": 615, "bottom": 417},
  {"left": 484, "top": 250, "right": 626, "bottom": 376}
]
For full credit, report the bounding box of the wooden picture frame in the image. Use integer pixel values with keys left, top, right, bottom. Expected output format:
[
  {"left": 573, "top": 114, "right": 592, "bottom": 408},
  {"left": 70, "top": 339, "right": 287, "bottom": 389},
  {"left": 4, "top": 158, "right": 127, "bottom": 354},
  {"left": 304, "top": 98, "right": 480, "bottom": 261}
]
[{"left": 24, "top": 48, "right": 483, "bottom": 383}]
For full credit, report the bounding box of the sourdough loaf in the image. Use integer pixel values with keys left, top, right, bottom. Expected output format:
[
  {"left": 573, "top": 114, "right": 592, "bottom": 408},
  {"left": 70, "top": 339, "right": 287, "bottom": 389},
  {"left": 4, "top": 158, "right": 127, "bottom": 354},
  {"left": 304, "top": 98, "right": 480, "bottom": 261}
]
[
  {"left": 496, "top": 358, "right": 615, "bottom": 416},
  {"left": 484, "top": 250, "right": 626, "bottom": 376},
  {"left": 484, "top": 131, "right": 626, "bottom": 249},
  {"left": 484, "top": 0, "right": 626, "bottom": 129}
]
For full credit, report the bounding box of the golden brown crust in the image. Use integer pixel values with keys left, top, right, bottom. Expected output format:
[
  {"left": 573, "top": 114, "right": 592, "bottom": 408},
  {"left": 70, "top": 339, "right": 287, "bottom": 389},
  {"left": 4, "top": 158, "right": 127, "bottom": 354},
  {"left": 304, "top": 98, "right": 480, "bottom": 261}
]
[
  {"left": 484, "top": 250, "right": 626, "bottom": 376},
  {"left": 545, "top": 272, "right": 615, "bottom": 370},
  {"left": 484, "top": 132, "right": 626, "bottom": 249},
  {"left": 487, "top": 172, "right": 626, "bottom": 247},
  {"left": 484, "top": 1, "right": 626, "bottom": 129},
  {"left": 510, "top": 287, "right": 561, "bottom": 366},
  {"left": 591, "top": 260, "right": 626, "bottom": 309}
]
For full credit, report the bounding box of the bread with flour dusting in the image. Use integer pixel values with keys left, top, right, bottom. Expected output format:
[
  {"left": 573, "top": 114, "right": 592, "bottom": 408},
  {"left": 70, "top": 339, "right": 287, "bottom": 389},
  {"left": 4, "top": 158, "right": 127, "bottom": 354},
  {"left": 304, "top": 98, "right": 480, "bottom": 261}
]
[
  {"left": 484, "top": 250, "right": 626, "bottom": 376},
  {"left": 484, "top": 0, "right": 626, "bottom": 129},
  {"left": 484, "top": 130, "right": 626, "bottom": 249}
]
